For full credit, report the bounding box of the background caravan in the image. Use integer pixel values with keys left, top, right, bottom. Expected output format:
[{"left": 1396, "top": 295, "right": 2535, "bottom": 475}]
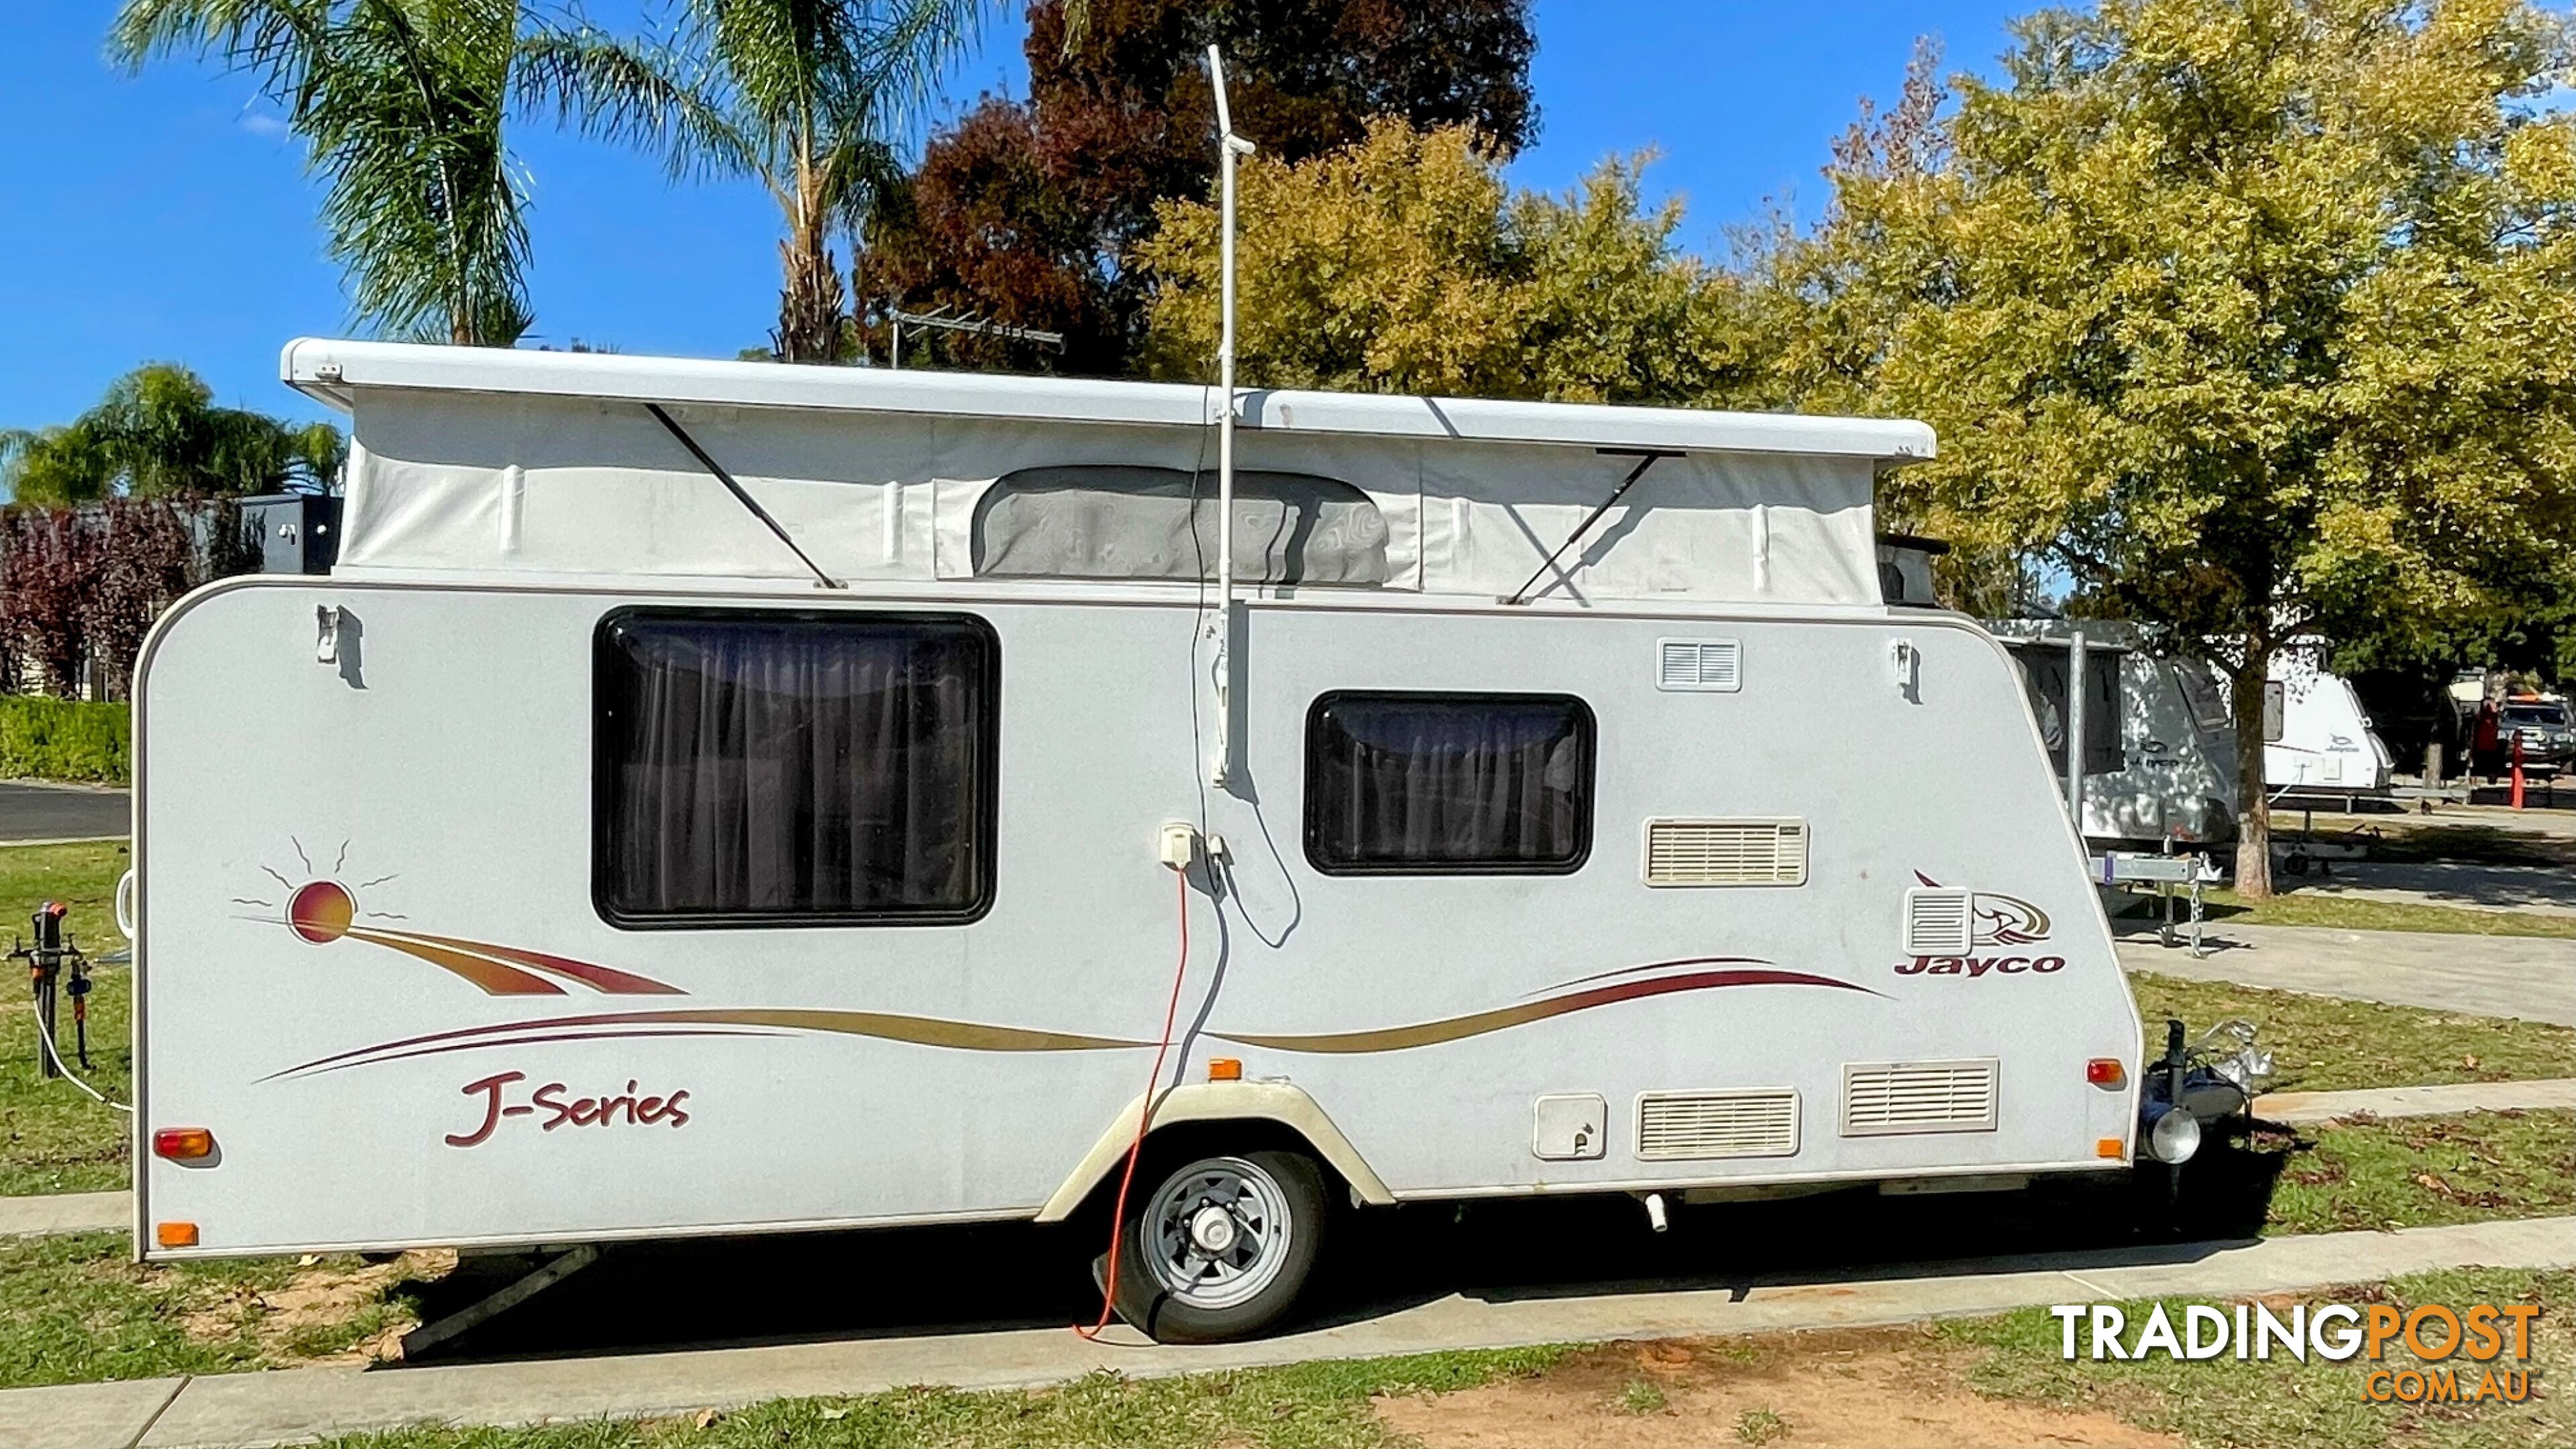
[
  {"left": 1985, "top": 619, "right": 2241, "bottom": 853},
  {"left": 2267, "top": 649, "right": 2396, "bottom": 800},
  {"left": 129, "top": 341, "right": 2235, "bottom": 1343}
]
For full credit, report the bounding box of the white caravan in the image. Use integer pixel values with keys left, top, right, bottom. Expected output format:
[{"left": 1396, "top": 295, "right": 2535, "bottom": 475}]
[
  {"left": 1986, "top": 621, "right": 2239, "bottom": 850},
  {"left": 2266, "top": 650, "right": 2393, "bottom": 798},
  {"left": 130, "top": 341, "right": 2204, "bottom": 1342}
]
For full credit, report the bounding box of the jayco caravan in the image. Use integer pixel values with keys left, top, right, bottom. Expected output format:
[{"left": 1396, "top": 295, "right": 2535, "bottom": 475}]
[
  {"left": 128, "top": 341, "right": 2208, "bottom": 1342},
  {"left": 2267, "top": 650, "right": 2394, "bottom": 798},
  {"left": 1987, "top": 621, "right": 2239, "bottom": 850}
]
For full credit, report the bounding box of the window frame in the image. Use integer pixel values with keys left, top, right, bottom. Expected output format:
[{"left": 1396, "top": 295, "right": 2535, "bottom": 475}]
[
  {"left": 590, "top": 605, "right": 1003, "bottom": 930},
  {"left": 1301, "top": 688, "right": 1597, "bottom": 878}
]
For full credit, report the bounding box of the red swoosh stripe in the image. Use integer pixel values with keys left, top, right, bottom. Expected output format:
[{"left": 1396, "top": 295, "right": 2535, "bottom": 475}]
[{"left": 366, "top": 930, "right": 688, "bottom": 995}]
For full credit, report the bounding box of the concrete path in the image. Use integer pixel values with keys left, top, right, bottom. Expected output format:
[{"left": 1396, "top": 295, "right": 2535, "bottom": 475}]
[
  {"left": 8, "top": 1214, "right": 2571, "bottom": 1449},
  {"left": 2118, "top": 921, "right": 2576, "bottom": 1026},
  {"left": 2255, "top": 1077, "right": 2576, "bottom": 1124},
  {"left": 0, "top": 781, "right": 127, "bottom": 846},
  {"left": 0, "top": 1190, "right": 125, "bottom": 1238}
]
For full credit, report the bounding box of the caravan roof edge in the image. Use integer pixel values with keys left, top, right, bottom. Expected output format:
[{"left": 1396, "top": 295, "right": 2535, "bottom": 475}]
[{"left": 278, "top": 338, "right": 1937, "bottom": 464}]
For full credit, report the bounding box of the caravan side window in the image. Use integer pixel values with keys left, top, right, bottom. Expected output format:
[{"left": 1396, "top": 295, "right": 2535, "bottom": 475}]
[
  {"left": 1304, "top": 692, "right": 1594, "bottom": 875},
  {"left": 593, "top": 608, "right": 998, "bottom": 926}
]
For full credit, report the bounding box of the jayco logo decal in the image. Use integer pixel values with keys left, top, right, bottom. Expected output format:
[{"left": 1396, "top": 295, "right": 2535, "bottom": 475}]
[
  {"left": 1896, "top": 953, "right": 2067, "bottom": 977},
  {"left": 1899, "top": 874, "right": 2063, "bottom": 979}
]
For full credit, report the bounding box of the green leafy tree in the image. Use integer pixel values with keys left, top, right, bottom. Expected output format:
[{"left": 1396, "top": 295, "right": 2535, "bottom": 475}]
[
  {"left": 863, "top": 0, "right": 1539, "bottom": 373},
  {"left": 1768, "top": 0, "right": 2576, "bottom": 894},
  {"left": 575, "top": 0, "right": 989, "bottom": 362},
  {"left": 1136, "top": 120, "right": 1774, "bottom": 403},
  {"left": 1, "top": 364, "right": 344, "bottom": 507},
  {"left": 110, "top": 0, "right": 688, "bottom": 345}
]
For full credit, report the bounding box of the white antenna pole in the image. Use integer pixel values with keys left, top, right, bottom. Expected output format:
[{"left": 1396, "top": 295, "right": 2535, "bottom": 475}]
[{"left": 1205, "top": 45, "right": 1255, "bottom": 788}]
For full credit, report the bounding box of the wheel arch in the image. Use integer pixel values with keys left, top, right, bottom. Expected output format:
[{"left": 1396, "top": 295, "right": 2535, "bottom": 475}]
[{"left": 1035, "top": 1081, "right": 1395, "bottom": 1222}]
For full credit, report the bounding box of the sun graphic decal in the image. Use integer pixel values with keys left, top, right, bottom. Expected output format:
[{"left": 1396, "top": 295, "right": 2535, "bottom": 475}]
[
  {"left": 287, "top": 879, "right": 356, "bottom": 943},
  {"left": 237, "top": 840, "right": 684, "bottom": 998}
]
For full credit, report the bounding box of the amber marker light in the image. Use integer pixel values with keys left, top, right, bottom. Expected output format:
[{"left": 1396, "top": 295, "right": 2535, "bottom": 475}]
[
  {"left": 2096, "top": 1138, "right": 2127, "bottom": 1159},
  {"left": 2086, "top": 1059, "right": 2125, "bottom": 1086},
  {"left": 1208, "top": 1058, "right": 1243, "bottom": 1081},
  {"left": 152, "top": 1128, "right": 213, "bottom": 1161},
  {"left": 156, "top": 1221, "right": 199, "bottom": 1248}
]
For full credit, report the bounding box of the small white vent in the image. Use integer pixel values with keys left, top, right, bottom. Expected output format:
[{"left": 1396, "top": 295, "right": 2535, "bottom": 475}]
[
  {"left": 1842, "top": 1059, "right": 2000, "bottom": 1136},
  {"left": 1902, "top": 886, "right": 1974, "bottom": 954},
  {"left": 1657, "top": 638, "right": 1742, "bottom": 692},
  {"left": 1644, "top": 819, "right": 1809, "bottom": 887},
  {"left": 1637, "top": 1089, "right": 1800, "bottom": 1161}
]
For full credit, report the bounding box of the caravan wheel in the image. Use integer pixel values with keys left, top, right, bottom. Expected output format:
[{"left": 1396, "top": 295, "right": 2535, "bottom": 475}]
[{"left": 1109, "top": 1150, "right": 1326, "bottom": 1343}]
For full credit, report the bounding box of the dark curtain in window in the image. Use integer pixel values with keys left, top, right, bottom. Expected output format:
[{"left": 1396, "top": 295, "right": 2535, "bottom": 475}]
[
  {"left": 1306, "top": 694, "right": 1592, "bottom": 873},
  {"left": 596, "top": 612, "right": 994, "bottom": 920}
]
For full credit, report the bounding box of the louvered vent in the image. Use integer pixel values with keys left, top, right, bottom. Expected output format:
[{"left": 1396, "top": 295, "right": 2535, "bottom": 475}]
[
  {"left": 1902, "top": 887, "right": 1974, "bottom": 954},
  {"left": 1644, "top": 819, "right": 1809, "bottom": 887},
  {"left": 1656, "top": 638, "right": 1742, "bottom": 692},
  {"left": 1636, "top": 1089, "right": 1800, "bottom": 1161},
  {"left": 1841, "top": 1059, "right": 2000, "bottom": 1136}
]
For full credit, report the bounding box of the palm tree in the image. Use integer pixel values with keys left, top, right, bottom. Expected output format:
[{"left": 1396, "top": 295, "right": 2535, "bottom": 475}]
[
  {"left": 110, "top": 1, "right": 697, "bottom": 346},
  {"left": 590, "top": 1, "right": 986, "bottom": 362},
  {"left": 1, "top": 364, "right": 345, "bottom": 507}
]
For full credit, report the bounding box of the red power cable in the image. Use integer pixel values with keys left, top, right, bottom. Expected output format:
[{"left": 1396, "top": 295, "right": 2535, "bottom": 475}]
[{"left": 1075, "top": 863, "right": 1193, "bottom": 1340}]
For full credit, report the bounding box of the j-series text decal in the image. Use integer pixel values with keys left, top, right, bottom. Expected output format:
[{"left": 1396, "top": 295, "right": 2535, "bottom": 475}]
[{"left": 445, "top": 1070, "right": 692, "bottom": 1147}]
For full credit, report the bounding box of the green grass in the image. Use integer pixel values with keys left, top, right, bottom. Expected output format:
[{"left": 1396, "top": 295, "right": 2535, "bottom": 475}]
[
  {"left": 0, "top": 841, "right": 134, "bottom": 1193},
  {"left": 2257, "top": 1110, "right": 2576, "bottom": 1236},
  {"left": 0, "top": 1231, "right": 427, "bottom": 1389},
  {"left": 1947, "top": 1267, "right": 2572, "bottom": 1448},
  {"left": 0, "top": 697, "right": 129, "bottom": 785},
  {"left": 2129, "top": 972, "right": 2576, "bottom": 1094}
]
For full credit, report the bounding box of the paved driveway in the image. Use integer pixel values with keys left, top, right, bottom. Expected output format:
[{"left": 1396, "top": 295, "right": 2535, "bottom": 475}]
[
  {"left": 2297, "top": 859, "right": 2576, "bottom": 916},
  {"left": 2118, "top": 920, "right": 2576, "bottom": 1025},
  {"left": 0, "top": 782, "right": 127, "bottom": 843}
]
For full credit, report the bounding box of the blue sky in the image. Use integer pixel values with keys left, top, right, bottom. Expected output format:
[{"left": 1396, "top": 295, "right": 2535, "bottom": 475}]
[{"left": 0, "top": 1, "right": 2027, "bottom": 435}]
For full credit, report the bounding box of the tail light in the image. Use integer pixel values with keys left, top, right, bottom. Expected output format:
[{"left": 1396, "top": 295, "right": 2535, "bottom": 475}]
[{"left": 2086, "top": 1059, "right": 2125, "bottom": 1086}]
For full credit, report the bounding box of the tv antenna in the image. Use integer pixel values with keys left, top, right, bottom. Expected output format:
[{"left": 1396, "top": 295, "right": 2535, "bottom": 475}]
[
  {"left": 884, "top": 307, "right": 1064, "bottom": 370},
  {"left": 1204, "top": 44, "right": 1256, "bottom": 788}
]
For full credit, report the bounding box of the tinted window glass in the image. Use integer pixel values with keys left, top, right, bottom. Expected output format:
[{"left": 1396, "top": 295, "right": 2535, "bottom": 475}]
[
  {"left": 595, "top": 610, "right": 997, "bottom": 925},
  {"left": 1305, "top": 692, "right": 1593, "bottom": 875}
]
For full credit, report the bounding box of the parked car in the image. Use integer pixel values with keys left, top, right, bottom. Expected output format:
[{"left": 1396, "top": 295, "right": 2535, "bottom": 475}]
[{"left": 2502, "top": 699, "right": 2575, "bottom": 773}]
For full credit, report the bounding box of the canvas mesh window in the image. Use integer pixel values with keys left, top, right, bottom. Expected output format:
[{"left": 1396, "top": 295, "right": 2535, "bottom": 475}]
[{"left": 972, "top": 466, "right": 1388, "bottom": 585}]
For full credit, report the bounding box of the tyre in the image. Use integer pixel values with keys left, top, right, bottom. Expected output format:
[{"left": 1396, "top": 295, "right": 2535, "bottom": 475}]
[{"left": 1104, "top": 1148, "right": 1327, "bottom": 1343}]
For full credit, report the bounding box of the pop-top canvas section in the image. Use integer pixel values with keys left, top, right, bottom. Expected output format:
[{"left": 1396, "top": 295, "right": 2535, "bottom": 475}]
[{"left": 288, "top": 341, "right": 1931, "bottom": 607}]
